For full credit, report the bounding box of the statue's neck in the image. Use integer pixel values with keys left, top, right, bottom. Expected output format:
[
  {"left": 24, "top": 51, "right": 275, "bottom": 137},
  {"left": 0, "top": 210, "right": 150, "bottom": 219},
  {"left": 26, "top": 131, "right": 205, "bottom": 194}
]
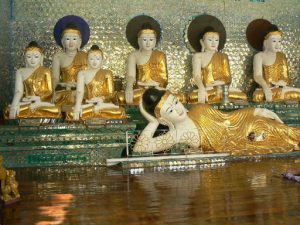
[
  {"left": 65, "top": 49, "right": 78, "bottom": 57},
  {"left": 139, "top": 49, "right": 153, "bottom": 56}
]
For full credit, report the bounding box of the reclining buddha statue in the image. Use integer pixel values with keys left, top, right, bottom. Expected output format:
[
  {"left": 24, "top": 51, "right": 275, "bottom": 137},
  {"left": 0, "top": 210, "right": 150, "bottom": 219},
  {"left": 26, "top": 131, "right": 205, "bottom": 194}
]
[{"left": 187, "top": 15, "right": 247, "bottom": 104}]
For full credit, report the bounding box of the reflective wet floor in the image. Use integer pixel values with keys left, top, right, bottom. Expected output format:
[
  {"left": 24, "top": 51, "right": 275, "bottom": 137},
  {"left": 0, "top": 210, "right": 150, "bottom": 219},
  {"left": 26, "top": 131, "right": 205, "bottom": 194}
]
[{"left": 3, "top": 159, "right": 300, "bottom": 225}]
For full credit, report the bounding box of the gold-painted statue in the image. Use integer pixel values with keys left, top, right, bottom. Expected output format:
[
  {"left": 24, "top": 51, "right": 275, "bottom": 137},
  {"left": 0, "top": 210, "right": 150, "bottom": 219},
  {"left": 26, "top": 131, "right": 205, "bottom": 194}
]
[
  {"left": 187, "top": 15, "right": 247, "bottom": 104},
  {"left": 0, "top": 156, "right": 20, "bottom": 203},
  {"left": 66, "top": 45, "right": 126, "bottom": 121},
  {"left": 247, "top": 19, "right": 300, "bottom": 102},
  {"left": 7, "top": 41, "right": 61, "bottom": 119},
  {"left": 134, "top": 88, "right": 300, "bottom": 155},
  {"left": 117, "top": 15, "right": 185, "bottom": 105},
  {"left": 52, "top": 15, "right": 90, "bottom": 106}
]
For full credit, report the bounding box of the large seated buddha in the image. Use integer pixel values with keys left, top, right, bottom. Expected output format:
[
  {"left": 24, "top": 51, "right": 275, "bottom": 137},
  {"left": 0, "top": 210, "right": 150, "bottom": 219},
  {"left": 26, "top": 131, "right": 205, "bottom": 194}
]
[
  {"left": 246, "top": 19, "right": 300, "bottom": 102},
  {"left": 117, "top": 15, "right": 185, "bottom": 105},
  {"left": 52, "top": 15, "right": 90, "bottom": 107},
  {"left": 7, "top": 41, "right": 60, "bottom": 119},
  {"left": 187, "top": 15, "right": 247, "bottom": 104},
  {"left": 66, "top": 45, "right": 126, "bottom": 121}
]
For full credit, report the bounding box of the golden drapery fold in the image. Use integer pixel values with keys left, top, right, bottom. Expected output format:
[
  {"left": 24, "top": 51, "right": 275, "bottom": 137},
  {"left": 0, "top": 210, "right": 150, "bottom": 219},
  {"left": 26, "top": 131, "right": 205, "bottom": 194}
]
[
  {"left": 188, "top": 104, "right": 300, "bottom": 155},
  {"left": 60, "top": 51, "right": 88, "bottom": 83}
]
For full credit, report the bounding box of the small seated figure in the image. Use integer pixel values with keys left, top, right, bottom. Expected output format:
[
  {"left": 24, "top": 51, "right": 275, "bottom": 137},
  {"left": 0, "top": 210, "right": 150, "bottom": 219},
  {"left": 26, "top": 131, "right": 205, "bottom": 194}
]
[
  {"left": 52, "top": 15, "right": 90, "bottom": 106},
  {"left": 8, "top": 41, "right": 61, "bottom": 119},
  {"left": 133, "top": 88, "right": 300, "bottom": 155},
  {"left": 246, "top": 19, "right": 300, "bottom": 102},
  {"left": 66, "top": 45, "right": 126, "bottom": 121},
  {"left": 2, "top": 170, "right": 20, "bottom": 202},
  {"left": 187, "top": 15, "right": 247, "bottom": 104},
  {"left": 118, "top": 15, "right": 185, "bottom": 105},
  {"left": 0, "top": 155, "right": 20, "bottom": 203}
]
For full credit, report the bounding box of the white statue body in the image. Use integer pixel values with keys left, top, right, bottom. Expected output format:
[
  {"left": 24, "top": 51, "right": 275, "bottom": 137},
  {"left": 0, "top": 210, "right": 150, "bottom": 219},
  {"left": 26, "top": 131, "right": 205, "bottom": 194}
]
[
  {"left": 253, "top": 33, "right": 300, "bottom": 102},
  {"left": 72, "top": 50, "right": 119, "bottom": 120},
  {"left": 9, "top": 49, "right": 55, "bottom": 119},
  {"left": 192, "top": 32, "right": 242, "bottom": 103},
  {"left": 52, "top": 31, "right": 82, "bottom": 89},
  {"left": 125, "top": 32, "right": 159, "bottom": 104},
  {"left": 133, "top": 90, "right": 282, "bottom": 153}
]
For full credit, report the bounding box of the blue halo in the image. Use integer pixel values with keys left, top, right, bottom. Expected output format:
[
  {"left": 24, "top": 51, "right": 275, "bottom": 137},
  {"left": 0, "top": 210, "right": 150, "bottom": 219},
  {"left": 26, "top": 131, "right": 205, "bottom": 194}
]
[{"left": 53, "top": 15, "right": 90, "bottom": 48}]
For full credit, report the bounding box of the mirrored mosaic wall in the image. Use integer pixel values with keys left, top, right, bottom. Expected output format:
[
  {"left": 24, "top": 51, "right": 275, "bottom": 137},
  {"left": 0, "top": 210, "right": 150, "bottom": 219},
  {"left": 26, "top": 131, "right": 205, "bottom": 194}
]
[{"left": 0, "top": 0, "right": 299, "bottom": 109}]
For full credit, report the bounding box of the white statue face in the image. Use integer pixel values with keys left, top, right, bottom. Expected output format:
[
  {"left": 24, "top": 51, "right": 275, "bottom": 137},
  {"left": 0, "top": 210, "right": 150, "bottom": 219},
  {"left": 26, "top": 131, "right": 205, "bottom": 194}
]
[
  {"left": 160, "top": 94, "right": 187, "bottom": 124},
  {"left": 88, "top": 52, "right": 102, "bottom": 69},
  {"left": 62, "top": 32, "right": 82, "bottom": 51},
  {"left": 25, "top": 50, "right": 43, "bottom": 68},
  {"left": 264, "top": 34, "right": 282, "bottom": 53},
  {"left": 201, "top": 33, "right": 219, "bottom": 52},
  {"left": 138, "top": 33, "right": 157, "bottom": 51}
]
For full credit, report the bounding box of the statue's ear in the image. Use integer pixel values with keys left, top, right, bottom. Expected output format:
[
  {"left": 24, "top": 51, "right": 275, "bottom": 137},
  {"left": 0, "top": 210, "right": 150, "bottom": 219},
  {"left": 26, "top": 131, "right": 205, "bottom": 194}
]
[
  {"left": 40, "top": 54, "right": 44, "bottom": 66},
  {"left": 200, "top": 39, "right": 205, "bottom": 52},
  {"left": 263, "top": 40, "right": 267, "bottom": 51}
]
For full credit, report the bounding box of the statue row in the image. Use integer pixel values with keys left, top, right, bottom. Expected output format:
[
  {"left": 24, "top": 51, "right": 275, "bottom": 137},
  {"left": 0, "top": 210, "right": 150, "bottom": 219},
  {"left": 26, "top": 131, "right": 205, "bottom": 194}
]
[{"left": 6, "top": 14, "right": 300, "bottom": 121}]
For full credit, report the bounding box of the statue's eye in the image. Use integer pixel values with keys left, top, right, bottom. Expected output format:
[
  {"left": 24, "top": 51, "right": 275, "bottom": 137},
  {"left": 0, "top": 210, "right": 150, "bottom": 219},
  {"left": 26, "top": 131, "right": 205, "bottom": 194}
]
[{"left": 169, "top": 109, "right": 173, "bottom": 113}]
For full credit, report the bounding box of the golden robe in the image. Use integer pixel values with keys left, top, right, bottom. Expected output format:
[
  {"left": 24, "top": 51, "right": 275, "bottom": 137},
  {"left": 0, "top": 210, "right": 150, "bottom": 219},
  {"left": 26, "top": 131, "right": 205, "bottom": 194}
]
[
  {"left": 118, "top": 50, "right": 173, "bottom": 105},
  {"left": 6, "top": 67, "right": 61, "bottom": 119},
  {"left": 188, "top": 104, "right": 300, "bottom": 155},
  {"left": 188, "top": 52, "right": 247, "bottom": 104},
  {"left": 55, "top": 51, "right": 88, "bottom": 106},
  {"left": 66, "top": 69, "right": 126, "bottom": 121},
  {"left": 253, "top": 52, "right": 300, "bottom": 102}
]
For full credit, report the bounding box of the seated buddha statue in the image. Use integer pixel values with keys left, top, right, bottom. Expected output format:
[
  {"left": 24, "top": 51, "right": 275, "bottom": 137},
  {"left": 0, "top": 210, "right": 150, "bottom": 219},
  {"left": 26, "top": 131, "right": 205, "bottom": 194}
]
[
  {"left": 52, "top": 15, "right": 90, "bottom": 106},
  {"left": 187, "top": 15, "right": 247, "bottom": 104},
  {"left": 66, "top": 45, "right": 126, "bottom": 121},
  {"left": 118, "top": 15, "right": 185, "bottom": 105},
  {"left": 246, "top": 19, "right": 300, "bottom": 102},
  {"left": 8, "top": 41, "right": 60, "bottom": 119}
]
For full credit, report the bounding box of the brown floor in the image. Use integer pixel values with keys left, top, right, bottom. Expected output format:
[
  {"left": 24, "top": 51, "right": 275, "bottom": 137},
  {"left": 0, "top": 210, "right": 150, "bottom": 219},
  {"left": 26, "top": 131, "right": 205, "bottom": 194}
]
[{"left": 3, "top": 159, "right": 300, "bottom": 225}]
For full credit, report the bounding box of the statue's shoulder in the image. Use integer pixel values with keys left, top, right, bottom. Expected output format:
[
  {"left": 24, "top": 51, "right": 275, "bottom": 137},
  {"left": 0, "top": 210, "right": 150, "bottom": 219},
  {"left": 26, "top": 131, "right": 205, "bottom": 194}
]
[{"left": 77, "top": 51, "right": 88, "bottom": 57}]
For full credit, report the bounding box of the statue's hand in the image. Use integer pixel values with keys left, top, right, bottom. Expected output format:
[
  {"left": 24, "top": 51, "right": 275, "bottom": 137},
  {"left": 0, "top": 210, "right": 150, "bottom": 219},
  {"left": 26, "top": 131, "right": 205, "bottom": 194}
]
[
  {"left": 254, "top": 108, "right": 283, "bottom": 123},
  {"left": 125, "top": 86, "right": 133, "bottom": 104},
  {"left": 212, "top": 80, "right": 225, "bottom": 86},
  {"left": 94, "top": 102, "right": 118, "bottom": 113},
  {"left": 73, "top": 104, "right": 81, "bottom": 121},
  {"left": 263, "top": 87, "right": 273, "bottom": 102},
  {"left": 139, "top": 100, "right": 158, "bottom": 123},
  {"left": 198, "top": 89, "right": 208, "bottom": 103},
  {"left": 9, "top": 106, "right": 19, "bottom": 119},
  {"left": 271, "top": 80, "right": 286, "bottom": 87},
  {"left": 138, "top": 80, "right": 159, "bottom": 87},
  {"left": 23, "top": 96, "right": 41, "bottom": 103},
  {"left": 86, "top": 97, "right": 103, "bottom": 104}
]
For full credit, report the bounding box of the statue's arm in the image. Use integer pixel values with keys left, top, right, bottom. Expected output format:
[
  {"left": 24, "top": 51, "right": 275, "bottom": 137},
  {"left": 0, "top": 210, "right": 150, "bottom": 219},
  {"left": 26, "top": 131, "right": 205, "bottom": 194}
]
[
  {"left": 52, "top": 53, "right": 61, "bottom": 88},
  {"left": 192, "top": 54, "right": 207, "bottom": 103},
  {"left": 125, "top": 53, "right": 136, "bottom": 103},
  {"left": 11, "top": 70, "right": 24, "bottom": 107},
  {"left": 106, "top": 70, "right": 115, "bottom": 101},
  {"left": 73, "top": 72, "right": 85, "bottom": 120},
  {"left": 133, "top": 122, "right": 177, "bottom": 153},
  {"left": 253, "top": 53, "right": 272, "bottom": 101}
]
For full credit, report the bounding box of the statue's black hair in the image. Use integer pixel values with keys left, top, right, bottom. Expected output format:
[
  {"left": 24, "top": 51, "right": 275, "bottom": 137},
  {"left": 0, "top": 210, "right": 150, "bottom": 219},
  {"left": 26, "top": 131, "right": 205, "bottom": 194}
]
[{"left": 142, "top": 88, "right": 166, "bottom": 117}]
